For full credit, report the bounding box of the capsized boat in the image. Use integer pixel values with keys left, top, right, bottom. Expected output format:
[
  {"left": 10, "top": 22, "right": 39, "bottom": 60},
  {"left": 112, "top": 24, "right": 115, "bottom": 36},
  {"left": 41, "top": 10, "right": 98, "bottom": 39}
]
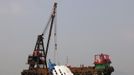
[{"left": 48, "top": 59, "right": 74, "bottom": 75}]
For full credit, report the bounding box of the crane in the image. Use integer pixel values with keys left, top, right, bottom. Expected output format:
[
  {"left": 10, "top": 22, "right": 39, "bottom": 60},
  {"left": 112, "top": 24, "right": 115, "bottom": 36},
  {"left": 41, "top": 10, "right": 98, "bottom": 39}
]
[{"left": 27, "top": 2, "right": 57, "bottom": 70}]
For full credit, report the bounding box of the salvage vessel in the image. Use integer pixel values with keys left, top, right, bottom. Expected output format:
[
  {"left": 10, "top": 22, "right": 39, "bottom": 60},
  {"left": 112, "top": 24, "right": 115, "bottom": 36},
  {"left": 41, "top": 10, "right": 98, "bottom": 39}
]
[{"left": 21, "top": 1, "right": 114, "bottom": 75}]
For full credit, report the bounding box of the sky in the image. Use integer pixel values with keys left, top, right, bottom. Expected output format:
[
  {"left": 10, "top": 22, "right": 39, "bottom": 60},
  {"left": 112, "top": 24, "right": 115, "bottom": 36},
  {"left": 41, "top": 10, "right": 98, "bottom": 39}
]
[{"left": 0, "top": 0, "right": 134, "bottom": 75}]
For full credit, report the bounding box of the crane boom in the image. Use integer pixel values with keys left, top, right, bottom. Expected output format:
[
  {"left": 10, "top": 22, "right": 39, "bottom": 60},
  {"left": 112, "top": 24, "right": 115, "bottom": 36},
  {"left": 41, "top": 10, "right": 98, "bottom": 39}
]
[{"left": 45, "top": 2, "right": 57, "bottom": 58}]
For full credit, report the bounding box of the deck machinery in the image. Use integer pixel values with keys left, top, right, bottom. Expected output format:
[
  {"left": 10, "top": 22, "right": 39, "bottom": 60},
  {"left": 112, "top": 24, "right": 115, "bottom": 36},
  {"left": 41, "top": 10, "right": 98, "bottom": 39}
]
[{"left": 21, "top": 1, "right": 114, "bottom": 75}]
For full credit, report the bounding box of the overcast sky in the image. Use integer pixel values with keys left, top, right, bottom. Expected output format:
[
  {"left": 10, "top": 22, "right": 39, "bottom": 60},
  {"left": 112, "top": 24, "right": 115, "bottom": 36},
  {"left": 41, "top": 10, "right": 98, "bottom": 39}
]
[{"left": 0, "top": 0, "right": 134, "bottom": 75}]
